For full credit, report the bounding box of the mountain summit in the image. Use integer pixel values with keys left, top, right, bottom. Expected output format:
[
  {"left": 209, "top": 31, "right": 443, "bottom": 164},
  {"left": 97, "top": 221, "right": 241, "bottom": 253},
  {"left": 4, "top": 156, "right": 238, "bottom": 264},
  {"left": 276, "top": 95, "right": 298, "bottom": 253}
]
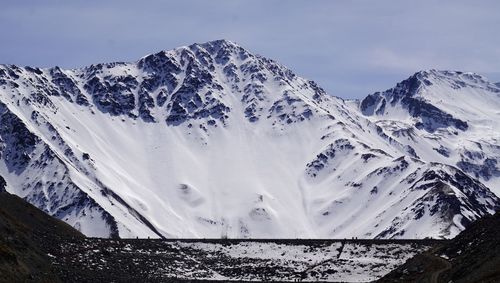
[{"left": 0, "top": 40, "right": 498, "bottom": 239}]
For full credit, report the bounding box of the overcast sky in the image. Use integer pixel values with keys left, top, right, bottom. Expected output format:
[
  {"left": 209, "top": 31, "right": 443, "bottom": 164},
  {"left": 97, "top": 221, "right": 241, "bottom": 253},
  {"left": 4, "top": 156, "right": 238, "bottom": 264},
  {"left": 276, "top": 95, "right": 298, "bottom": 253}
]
[{"left": 1, "top": 0, "right": 499, "bottom": 99}]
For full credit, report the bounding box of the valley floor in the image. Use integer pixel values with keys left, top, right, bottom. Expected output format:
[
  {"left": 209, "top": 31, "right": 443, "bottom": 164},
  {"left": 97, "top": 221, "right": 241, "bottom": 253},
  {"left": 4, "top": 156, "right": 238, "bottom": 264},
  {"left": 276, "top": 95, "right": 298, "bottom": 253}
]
[{"left": 48, "top": 238, "right": 442, "bottom": 282}]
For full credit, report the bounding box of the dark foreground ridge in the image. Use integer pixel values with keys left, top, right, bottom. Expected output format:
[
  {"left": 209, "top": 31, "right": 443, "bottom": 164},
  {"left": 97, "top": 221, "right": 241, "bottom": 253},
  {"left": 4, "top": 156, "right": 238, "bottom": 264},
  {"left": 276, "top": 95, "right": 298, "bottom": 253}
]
[
  {"left": 379, "top": 212, "right": 500, "bottom": 283},
  {"left": 0, "top": 192, "right": 84, "bottom": 282}
]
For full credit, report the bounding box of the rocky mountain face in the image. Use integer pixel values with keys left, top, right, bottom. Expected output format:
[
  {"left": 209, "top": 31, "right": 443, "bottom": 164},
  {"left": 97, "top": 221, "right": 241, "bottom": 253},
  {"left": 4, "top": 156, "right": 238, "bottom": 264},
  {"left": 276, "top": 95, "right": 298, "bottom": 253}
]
[{"left": 0, "top": 40, "right": 498, "bottom": 239}]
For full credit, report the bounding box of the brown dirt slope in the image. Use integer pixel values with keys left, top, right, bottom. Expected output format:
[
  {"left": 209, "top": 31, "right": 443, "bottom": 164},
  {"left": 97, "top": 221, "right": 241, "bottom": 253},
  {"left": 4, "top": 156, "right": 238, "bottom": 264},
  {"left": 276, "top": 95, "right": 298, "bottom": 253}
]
[
  {"left": 379, "top": 212, "right": 500, "bottom": 283},
  {"left": 0, "top": 191, "right": 84, "bottom": 283}
]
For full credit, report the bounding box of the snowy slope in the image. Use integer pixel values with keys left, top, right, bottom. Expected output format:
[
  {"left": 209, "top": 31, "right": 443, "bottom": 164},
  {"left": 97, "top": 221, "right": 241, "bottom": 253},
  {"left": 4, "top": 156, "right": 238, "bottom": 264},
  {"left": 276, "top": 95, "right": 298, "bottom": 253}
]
[{"left": 0, "top": 40, "right": 498, "bottom": 239}]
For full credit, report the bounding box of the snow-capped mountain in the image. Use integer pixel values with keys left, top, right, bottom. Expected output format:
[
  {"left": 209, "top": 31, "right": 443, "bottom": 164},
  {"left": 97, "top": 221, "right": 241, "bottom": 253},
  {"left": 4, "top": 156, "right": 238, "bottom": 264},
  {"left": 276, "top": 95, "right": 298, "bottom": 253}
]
[
  {"left": 359, "top": 70, "right": 500, "bottom": 194},
  {"left": 0, "top": 40, "right": 498, "bottom": 239}
]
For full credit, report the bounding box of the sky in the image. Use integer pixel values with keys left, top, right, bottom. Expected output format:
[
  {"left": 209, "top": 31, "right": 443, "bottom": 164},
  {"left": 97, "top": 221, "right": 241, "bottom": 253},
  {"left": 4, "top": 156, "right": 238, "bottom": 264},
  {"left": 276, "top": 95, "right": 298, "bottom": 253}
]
[{"left": 0, "top": 0, "right": 499, "bottom": 99}]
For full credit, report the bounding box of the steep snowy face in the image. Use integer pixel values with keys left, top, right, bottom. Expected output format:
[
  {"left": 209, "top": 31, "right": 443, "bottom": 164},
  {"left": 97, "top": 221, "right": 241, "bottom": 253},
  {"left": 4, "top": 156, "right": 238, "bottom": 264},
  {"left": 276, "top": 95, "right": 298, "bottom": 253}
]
[
  {"left": 360, "top": 70, "right": 500, "bottom": 195},
  {"left": 0, "top": 40, "right": 356, "bottom": 239},
  {"left": 0, "top": 41, "right": 498, "bottom": 239}
]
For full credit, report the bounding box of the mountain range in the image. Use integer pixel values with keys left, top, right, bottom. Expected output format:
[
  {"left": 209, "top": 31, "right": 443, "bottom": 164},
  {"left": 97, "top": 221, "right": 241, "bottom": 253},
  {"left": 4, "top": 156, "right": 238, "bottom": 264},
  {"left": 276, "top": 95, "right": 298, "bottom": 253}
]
[{"left": 0, "top": 39, "right": 498, "bottom": 239}]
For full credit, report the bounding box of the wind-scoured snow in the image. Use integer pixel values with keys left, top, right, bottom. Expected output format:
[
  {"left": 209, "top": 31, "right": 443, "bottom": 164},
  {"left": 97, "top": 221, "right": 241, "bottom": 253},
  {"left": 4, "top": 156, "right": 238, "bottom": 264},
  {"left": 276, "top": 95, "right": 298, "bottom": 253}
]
[{"left": 0, "top": 40, "right": 498, "bottom": 239}]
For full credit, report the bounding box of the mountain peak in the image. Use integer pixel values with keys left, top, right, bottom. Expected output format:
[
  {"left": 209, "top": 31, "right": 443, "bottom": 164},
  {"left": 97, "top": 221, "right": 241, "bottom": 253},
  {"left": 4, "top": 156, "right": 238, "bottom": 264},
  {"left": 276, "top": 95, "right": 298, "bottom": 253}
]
[
  {"left": 410, "top": 69, "right": 497, "bottom": 91},
  {"left": 187, "top": 39, "right": 252, "bottom": 64},
  {"left": 362, "top": 69, "right": 498, "bottom": 108},
  {"left": 192, "top": 39, "right": 241, "bottom": 49},
  {"left": 359, "top": 69, "right": 498, "bottom": 131}
]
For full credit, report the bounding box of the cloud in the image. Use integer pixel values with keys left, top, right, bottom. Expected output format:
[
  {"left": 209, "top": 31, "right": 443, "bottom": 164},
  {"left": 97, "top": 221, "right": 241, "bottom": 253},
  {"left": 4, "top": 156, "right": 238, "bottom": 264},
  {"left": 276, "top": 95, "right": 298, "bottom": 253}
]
[{"left": 0, "top": 0, "right": 499, "bottom": 98}]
